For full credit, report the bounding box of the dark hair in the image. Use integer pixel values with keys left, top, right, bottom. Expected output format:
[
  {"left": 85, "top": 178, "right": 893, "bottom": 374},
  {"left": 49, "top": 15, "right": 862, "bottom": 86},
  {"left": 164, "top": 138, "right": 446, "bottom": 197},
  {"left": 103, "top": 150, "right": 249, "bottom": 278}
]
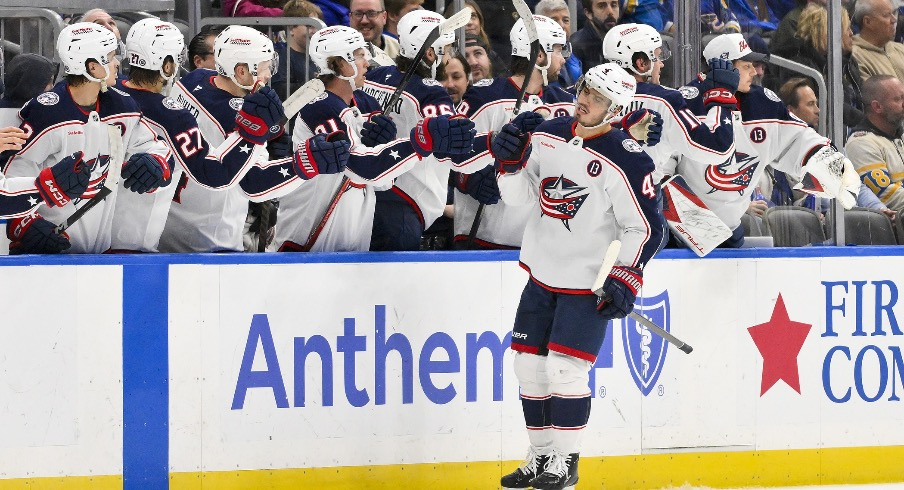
[
  {"left": 779, "top": 77, "right": 813, "bottom": 108},
  {"left": 66, "top": 74, "right": 89, "bottom": 87},
  {"left": 128, "top": 56, "right": 176, "bottom": 86},
  {"left": 438, "top": 51, "right": 470, "bottom": 82},
  {"left": 509, "top": 55, "right": 533, "bottom": 77},
  {"left": 188, "top": 25, "right": 225, "bottom": 70},
  {"left": 385, "top": 0, "right": 423, "bottom": 16},
  {"left": 283, "top": 0, "right": 323, "bottom": 18},
  {"left": 395, "top": 55, "right": 433, "bottom": 79}
]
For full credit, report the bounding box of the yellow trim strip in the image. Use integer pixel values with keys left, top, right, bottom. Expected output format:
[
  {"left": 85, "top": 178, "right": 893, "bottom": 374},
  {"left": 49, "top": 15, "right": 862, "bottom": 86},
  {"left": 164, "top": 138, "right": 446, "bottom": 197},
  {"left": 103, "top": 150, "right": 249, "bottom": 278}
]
[
  {"left": 167, "top": 446, "right": 904, "bottom": 490},
  {"left": 0, "top": 475, "right": 121, "bottom": 489}
]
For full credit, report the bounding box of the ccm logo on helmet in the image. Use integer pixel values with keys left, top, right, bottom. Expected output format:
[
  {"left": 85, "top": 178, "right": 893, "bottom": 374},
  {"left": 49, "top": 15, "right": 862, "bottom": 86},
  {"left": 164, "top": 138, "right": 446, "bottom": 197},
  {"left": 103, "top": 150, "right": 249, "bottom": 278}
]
[
  {"left": 619, "top": 26, "right": 638, "bottom": 36},
  {"left": 230, "top": 38, "right": 253, "bottom": 46},
  {"left": 71, "top": 27, "right": 95, "bottom": 35}
]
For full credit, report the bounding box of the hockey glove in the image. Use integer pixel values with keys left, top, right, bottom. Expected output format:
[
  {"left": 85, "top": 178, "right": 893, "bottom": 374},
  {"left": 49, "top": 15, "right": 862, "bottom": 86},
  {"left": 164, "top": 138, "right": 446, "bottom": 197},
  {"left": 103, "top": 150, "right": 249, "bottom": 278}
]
[
  {"left": 796, "top": 146, "right": 858, "bottom": 209},
  {"left": 490, "top": 124, "right": 532, "bottom": 174},
  {"left": 293, "top": 131, "right": 351, "bottom": 180},
  {"left": 122, "top": 153, "right": 172, "bottom": 194},
  {"left": 267, "top": 132, "right": 293, "bottom": 160},
  {"left": 702, "top": 58, "right": 739, "bottom": 109},
  {"left": 455, "top": 166, "right": 500, "bottom": 205},
  {"left": 410, "top": 115, "right": 476, "bottom": 158},
  {"left": 37, "top": 151, "right": 90, "bottom": 207},
  {"left": 621, "top": 109, "right": 663, "bottom": 147},
  {"left": 596, "top": 266, "right": 642, "bottom": 319},
  {"left": 361, "top": 113, "right": 397, "bottom": 147},
  {"left": 511, "top": 110, "right": 546, "bottom": 134},
  {"left": 236, "top": 85, "right": 285, "bottom": 145},
  {"left": 7, "top": 214, "right": 70, "bottom": 254}
]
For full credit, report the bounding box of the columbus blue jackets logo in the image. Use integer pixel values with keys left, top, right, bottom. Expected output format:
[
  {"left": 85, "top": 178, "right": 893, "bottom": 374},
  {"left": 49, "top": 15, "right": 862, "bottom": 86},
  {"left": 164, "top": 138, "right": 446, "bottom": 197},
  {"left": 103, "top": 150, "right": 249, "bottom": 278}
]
[
  {"left": 36, "top": 92, "right": 59, "bottom": 106},
  {"left": 704, "top": 152, "right": 759, "bottom": 194},
  {"left": 622, "top": 290, "right": 670, "bottom": 396},
  {"left": 539, "top": 175, "right": 588, "bottom": 230}
]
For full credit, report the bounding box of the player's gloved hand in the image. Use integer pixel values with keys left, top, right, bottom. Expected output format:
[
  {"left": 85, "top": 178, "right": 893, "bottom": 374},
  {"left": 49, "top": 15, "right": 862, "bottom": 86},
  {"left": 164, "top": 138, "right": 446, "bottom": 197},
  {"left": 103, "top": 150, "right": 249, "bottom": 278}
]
[
  {"left": 7, "top": 213, "right": 70, "bottom": 254},
  {"left": 122, "top": 153, "right": 172, "bottom": 194},
  {"left": 236, "top": 85, "right": 285, "bottom": 145},
  {"left": 267, "top": 132, "right": 292, "bottom": 159},
  {"left": 36, "top": 151, "right": 90, "bottom": 207},
  {"left": 795, "top": 145, "right": 858, "bottom": 209},
  {"left": 490, "top": 123, "right": 532, "bottom": 174},
  {"left": 621, "top": 109, "right": 663, "bottom": 146},
  {"left": 596, "top": 265, "right": 642, "bottom": 319},
  {"left": 410, "top": 115, "right": 476, "bottom": 157},
  {"left": 702, "top": 58, "right": 739, "bottom": 109},
  {"left": 361, "top": 113, "right": 397, "bottom": 147},
  {"left": 511, "top": 110, "right": 545, "bottom": 134},
  {"left": 293, "top": 131, "right": 351, "bottom": 179},
  {"left": 455, "top": 166, "right": 500, "bottom": 205}
]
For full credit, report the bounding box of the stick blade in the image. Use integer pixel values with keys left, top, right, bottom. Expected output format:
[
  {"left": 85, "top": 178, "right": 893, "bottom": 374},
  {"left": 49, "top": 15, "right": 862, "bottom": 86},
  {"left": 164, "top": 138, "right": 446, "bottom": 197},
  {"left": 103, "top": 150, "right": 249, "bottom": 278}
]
[
  {"left": 591, "top": 239, "right": 622, "bottom": 293},
  {"left": 512, "top": 0, "right": 539, "bottom": 42},
  {"left": 282, "top": 78, "right": 326, "bottom": 121},
  {"left": 440, "top": 7, "right": 472, "bottom": 35}
]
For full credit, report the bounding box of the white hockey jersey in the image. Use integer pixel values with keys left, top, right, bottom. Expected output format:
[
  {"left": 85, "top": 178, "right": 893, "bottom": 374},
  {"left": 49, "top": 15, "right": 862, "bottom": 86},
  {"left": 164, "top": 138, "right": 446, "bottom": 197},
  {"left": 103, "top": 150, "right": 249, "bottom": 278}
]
[
  {"left": 453, "top": 77, "right": 575, "bottom": 248},
  {"left": 498, "top": 117, "right": 662, "bottom": 291},
  {"left": 277, "top": 90, "right": 421, "bottom": 252},
  {"left": 0, "top": 81, "right": 172, "bottom": 253}
]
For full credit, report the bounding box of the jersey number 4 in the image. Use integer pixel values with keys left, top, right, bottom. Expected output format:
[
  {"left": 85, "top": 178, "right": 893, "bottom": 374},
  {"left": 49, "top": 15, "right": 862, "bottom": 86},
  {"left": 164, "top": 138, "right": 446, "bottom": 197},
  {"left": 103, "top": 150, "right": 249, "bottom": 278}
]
[{"left": 641, "top": 173, "right": 656, "bottom": 199}]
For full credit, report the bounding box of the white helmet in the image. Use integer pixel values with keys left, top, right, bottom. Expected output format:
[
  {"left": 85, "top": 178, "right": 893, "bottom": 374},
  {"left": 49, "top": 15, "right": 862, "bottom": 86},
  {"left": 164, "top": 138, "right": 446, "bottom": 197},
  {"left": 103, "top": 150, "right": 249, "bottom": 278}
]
[
  {"left": 603, "top": 23, "right": 669, "bottom": 77},
  {"left": 398, "top": 10, "right": 455, "bottom": 59},
  {"left": 214, "top": 25, "right": 277, "bottom": 90},
  {"left": 576, "top": 62, "right": 636, "bottom": 125},
  {"left": 309, "top": 26, "right": 369, "bottom": 90},
  {"left": 57, "top": 22, "right": 119, "bottom": 88},
  {"left": 510, "top": 15, "right": 567, "bottom": 59},
  {"left": 125, "top": 19, "right": 186, "bottom": 82}
]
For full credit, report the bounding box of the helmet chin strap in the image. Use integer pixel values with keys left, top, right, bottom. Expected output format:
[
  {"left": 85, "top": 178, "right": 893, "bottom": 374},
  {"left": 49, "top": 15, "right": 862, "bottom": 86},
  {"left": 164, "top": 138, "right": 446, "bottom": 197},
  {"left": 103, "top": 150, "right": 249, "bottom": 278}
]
[
  {"left": 85, "top": 63, "right": 111, "bottom": 92},
  {"left": 574, "top": 102, "right": 622, "bottom": 130},
  {"left": 535, "top": 55, "right": 551, "bottom": 87}
]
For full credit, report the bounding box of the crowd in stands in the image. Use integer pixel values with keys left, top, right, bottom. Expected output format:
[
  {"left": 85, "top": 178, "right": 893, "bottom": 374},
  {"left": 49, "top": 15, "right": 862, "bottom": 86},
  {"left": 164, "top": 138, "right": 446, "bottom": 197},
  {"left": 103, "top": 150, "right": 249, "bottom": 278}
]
[{"left": 1, "top": 0, "right": 904, "bottom": 252}]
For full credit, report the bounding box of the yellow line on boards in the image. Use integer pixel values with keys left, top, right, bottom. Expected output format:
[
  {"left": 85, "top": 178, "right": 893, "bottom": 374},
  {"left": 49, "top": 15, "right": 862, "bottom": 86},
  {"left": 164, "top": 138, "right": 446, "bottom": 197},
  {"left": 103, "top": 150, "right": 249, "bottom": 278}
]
[{"left": 0, "top": 475, "right": 121, "bottom": 489}]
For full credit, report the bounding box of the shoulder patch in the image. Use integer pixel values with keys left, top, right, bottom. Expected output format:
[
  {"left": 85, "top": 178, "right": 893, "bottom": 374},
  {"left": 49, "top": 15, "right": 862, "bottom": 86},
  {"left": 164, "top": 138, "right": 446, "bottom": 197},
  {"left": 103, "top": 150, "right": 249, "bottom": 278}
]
[
  {"left": 162, "top": 97, "right": 182, "bottom": 110},
  {"left": 622, "top": 139, "right": 643, "bottom": 153},
  {"left": 678, "top": 86, "right": 698, "bottom": 99},
  {"left": 109, "top": 86, "right": 129, "bottom": 97},
  {"left": 849, "top": 130, "right": 868, "bottom": 138},
  {"left": 313, "top": 92, "right": 328, "bottom": 103},
  {"left": 36, "top": 92, "right": 59, "bottom": 106},
  {"left": 764, "top": 88, "right": 781, "bottom": 102},
  {"left": 229, "top": 97, "right": 244, "bottom": 111},
  {"left": 473, "top": 78, "right": 494, "bottom": 87},
  {"left": 422, "top": 78, "right": 442, "bottom": 87}
]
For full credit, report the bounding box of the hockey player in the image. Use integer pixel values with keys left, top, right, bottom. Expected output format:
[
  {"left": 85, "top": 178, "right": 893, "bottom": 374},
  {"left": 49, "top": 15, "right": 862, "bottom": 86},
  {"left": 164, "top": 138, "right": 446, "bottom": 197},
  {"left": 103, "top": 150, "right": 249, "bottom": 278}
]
[
  {"left": 159, "top": 25, "right": 342, "bottom": 252},
  {"left": 453, "top": 14, "right": 575, "bottom": 249},
  {"left": 1, "top": 23, "right": 173, "bottom": 254},
  {"left": 113, "top": 19, "right": 282, "bottom": 252},
  {"left": 276, "top": 25, "right": 475, "bottom": 252},
  {"left": 495, "top": 63, "right": 662, "bottom": 489},
  {"left": 673, "top": 33, "right": 860, "bottom": 246}
]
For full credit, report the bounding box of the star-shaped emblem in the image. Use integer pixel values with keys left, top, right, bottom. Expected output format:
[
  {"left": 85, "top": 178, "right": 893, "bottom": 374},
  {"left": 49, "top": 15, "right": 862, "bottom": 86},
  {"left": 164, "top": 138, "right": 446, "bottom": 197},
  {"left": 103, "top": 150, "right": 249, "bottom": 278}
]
[
  {"left": 240, "top": 145, "right": 251, "bottom": 154},
  {"left": 389, "top": 149, "right": 400, "bottom": 160},
  {"left": 279, "top": 167, "right": 290, "bottom": 178},
  {"left": 723, "top": 117, "right": 732, "bottom": 125},
  {"left": 27, "top": 196, "right": 38, "bottom": 206},
  {"left": 747, "top": 294, "right": 811, "bottom": 395}
]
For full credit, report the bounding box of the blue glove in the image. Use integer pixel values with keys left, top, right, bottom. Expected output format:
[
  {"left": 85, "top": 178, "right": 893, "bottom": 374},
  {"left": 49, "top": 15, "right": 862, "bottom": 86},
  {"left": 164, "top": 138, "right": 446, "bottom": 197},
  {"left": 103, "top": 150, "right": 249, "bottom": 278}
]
[
  {"left": 236, "top": 85, "right": 285, "bottom": 145},
  {"left": 267, "top": 133, "right": 292, "bottom": 159},
  {"left": 361, "top": 113, "right": 397, "bottom": 147},
  {"left": 511, "top": 110, "right": 545, "bottom": 134},
  {"left": 596, "top": 266, "right": 642, "bottom": 319},
  {"left": 36, "top": 151, "right": 90, "bottom": 207},
  {"left": 293, "top": 131, "right": 351, "bottom": 179},
  {"left": 410, "top": 115, "right": 476, "bottom": 157},
  {"left": 490, "top": 124, "right": 531, "bottom": 174},
  {"left": 621, "top": 109, "right": 663, "bottom": 146},
  {"left": 7, "top": 214, "right": 70, "bottom": 254},
  {"left": 123, "top": 153, "right": 172, "bottom": 194},
  {"left": 456, "top": 166, "right": 500, "bottom": 205},
  {"left": 702, "top": 58, "right": 739, "bottom": 109}
]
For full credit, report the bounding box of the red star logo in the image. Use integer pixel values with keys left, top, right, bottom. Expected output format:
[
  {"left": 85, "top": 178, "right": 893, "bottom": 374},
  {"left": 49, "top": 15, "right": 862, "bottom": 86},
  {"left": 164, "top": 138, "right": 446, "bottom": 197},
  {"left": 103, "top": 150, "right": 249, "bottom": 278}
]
[{"left": 747, "top": 294, "right": 812, "bottom": 396}]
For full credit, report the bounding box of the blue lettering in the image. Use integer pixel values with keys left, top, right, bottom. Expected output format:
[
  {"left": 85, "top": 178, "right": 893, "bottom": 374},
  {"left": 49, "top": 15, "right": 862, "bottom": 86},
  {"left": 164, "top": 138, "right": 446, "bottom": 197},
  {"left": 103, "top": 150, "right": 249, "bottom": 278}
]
[
  {"left": 293, "top": 335, "right": 333, "bottom": 407},
  {"left": 823, "top": 346, "right": 851, "bottom": 403},
  {"left": 854, "top": 345, "right": 888, "bottom": 402},
  {"left": 888, "top": 346, "right": 904, "bottom": 401},
  {"left": 419, "top": 332, "right": 460, "bottom": 404},
  {"left": 337, "top": 317, "right": 369, "bottom": 407},
  {"left": 822, "top": 281, "right": 847, "bottom": 337},
  {"left": 465, "top": 331, "right": 510, "bottom": 402},
  {"left": 873, "top": 280, "right": 902, "bottom": 336},
  {"left": 374, "top": 305, "right": 413, "bottom": 405},
  {"left": 852, "top": 281, "right": 867, "bottom": 336},
  {"left": 232, "top": 314, "right": 289, "bottom": 409}
]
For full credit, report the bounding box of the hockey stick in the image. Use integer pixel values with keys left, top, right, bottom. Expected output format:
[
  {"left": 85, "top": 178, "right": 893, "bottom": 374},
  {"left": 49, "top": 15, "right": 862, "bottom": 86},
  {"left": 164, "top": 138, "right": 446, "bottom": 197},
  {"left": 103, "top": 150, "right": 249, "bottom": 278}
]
[
  {"left": 300, "top": 131, "right": 353, "bottom": 251},
  {"left": 280, "top": 78, "right": 325, "bottom": 125},
  {"left": 56, "top": 116, "right": 124, "bottom": 234},
  {"left": 382, "top": 7, "right": 471, "bottom": 114},
  {"left": 593, "top": 240, "right": 694, "bottom": 354},
  {"left": 466, "top": 0, "right": 537, "bottom": 248}
]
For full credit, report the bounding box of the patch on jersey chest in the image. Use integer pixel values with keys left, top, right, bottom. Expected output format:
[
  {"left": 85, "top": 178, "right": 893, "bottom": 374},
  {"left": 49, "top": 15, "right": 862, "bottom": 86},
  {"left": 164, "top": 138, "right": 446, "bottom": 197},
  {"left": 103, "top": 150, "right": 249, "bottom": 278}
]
[
  {"left": 422, "top": 78, "right": 442, "bottom": 87},
  {"left": 622, "top": 139, "right": 643, "bottom": 153},
  {"left": 473, "top": 78, "right": 494, "bottom": 87},
  {"left": 540, "top": 175, "right": 589, "bottom": 231},
  {"left": 849, "top": 130, "right": 868, "bottom": 138},
  {"left": 764, "top": 88, "right": 781, "bottom": 102},
  {"left": 678, "top": 86, "right": 698, "bottom": 99},
  {"left": 36, "top": 92, "right": 59, "bottom": 105},
  {"left": 229, "top": 97, "right": 244, "bottom": 111},
  {"left": 162, "top": 97, "right": 183, "bottom": 110}
]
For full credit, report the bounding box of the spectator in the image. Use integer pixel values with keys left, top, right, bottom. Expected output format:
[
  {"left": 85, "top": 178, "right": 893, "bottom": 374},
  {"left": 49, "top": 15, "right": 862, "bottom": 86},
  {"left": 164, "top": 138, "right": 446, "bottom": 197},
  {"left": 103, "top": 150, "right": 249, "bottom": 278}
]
[
  {"left": 780, "top": 77, "right": 820, "bottom": 127},
  {"left": 701, "top": 0, "right": 741, "bottom": 34},
  {"left": 444, "top": 1, "right": 508, "bottom": 78},
  {"left": 464, "top": 34, "right": 493, "bottom": 82},
  {"left": 271, "top": 0, "right": 324, "bottom": 98},
  {"left": 726, "top": 0, "right": 778, "bottom": 32},
  {"left": 571, "top": 0, "right": 619, "bottom": 70},
  {"left": 746, "top": 33, "right": 771, "bottom": 87},
  {"left": 223, "top": 0, "right": 285, "bottom": 17},
  {"left": 620, "top": 0, "right": 664, "bottom": 31},
  {"left": 80, "top": 9, "right": 121, "bottom": 40},
  {"left": 851, "top": 0, "right": 904, "bottom": 81},
  {"left": 846, "top": 75, "right": 904, "bottom": 216},
  {"left": 0, "top": 54, "right": 56, "bottom": 127},
  {"left": 385, "top": 0, "right": 423, "bottom": 38},
  {"left": 188, "top": 26, "right": 224, "bottom": 71},
  {"left": 535, "top": 0, "right": 582, "bottom": 86},
  {"left": 770, "top": 0, "right": 827, "bottom": 56},
  {"left": 349, "top": 0, "right": 400, "bottom": 60},
  {"left": 438, "top": 51, "right": 470, "bottom": 106},
  {"left": 773, "top": 5, "right": 864, "bottom": 130}
]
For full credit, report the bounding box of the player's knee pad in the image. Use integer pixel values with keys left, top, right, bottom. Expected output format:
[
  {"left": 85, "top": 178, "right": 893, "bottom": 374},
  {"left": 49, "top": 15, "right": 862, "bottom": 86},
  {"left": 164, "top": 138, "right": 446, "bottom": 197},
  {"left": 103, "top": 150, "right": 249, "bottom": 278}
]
[
  {"left": 546, "top": 352, "right": 592, "bottom": 397},
  {"left": 513, "top": 352, "right": 550, "bottom": 397}
]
